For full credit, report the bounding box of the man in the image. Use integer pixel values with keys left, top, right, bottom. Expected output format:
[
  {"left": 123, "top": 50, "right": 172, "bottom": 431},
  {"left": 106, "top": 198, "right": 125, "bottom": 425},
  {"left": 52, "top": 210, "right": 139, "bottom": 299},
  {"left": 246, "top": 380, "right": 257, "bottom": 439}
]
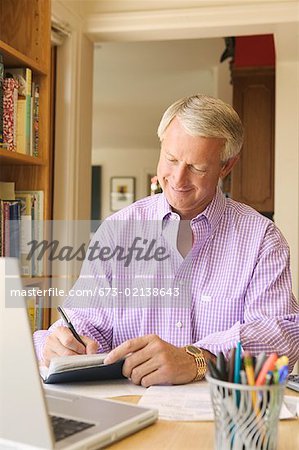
[{"left": 34, "top": 95, "right": 299, "bottom": 386}]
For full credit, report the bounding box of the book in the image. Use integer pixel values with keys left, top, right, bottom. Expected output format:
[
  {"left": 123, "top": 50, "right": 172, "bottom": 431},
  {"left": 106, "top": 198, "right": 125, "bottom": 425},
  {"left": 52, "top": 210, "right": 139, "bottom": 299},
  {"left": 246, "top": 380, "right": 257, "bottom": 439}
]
[
  {"left": 1, "top": 200, "right": 10, "bottom": 255},
  {"left": 25, "top": 285, "right": 44, "bottom": 332},
  {"left": 16, "top": 98, "right": 26, "bottom": 154},
  {"left": 2, "top": 77, "right": 18, "bottom": 151},
  {"left": 15, "top": 192, "right": 33, "bottom": 276},
  {"left": 0, "top": 199, "right": 21, "bottom": 257},
  {"left": 35, "top": 294, "right": 44, "bottom": 330},
  {"left": 0, "top": 181, "right": 15, "bottom": 200},
  {"left": 0, "top": 53, "right": 4, "bottom": 143},
  {"left": 9, "top": 200, "right": 21, "bottom": 257},
  {"left": 41, "top": 353, "right": 125, "bottom": 384},
  {"left": 32, "top": 83, "right": 39, "bottom": 157},
  {"left": 27, "top": 296, "right": 36, "bottom": 333},
  {"left": 5, "top": 67, "right": 32, "bottom": 154},
  {"left": 16, "top": 190, "right": 44, "bottom": 275}
]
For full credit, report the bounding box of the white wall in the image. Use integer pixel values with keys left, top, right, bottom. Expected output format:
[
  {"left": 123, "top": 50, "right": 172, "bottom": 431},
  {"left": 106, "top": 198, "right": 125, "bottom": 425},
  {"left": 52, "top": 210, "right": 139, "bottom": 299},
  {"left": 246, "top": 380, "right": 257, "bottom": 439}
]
[
  {"left": 92, "top": 38, "right": 232, "bottom": 218},
  {"left": 274, "top": 25, "right": 299, "bottom": 297},
  {"left": 92, "top": 147, "right": 160, "bottom": 218},
  {"left": 53, "top": 0, "right": 299, "bottom": 300}
]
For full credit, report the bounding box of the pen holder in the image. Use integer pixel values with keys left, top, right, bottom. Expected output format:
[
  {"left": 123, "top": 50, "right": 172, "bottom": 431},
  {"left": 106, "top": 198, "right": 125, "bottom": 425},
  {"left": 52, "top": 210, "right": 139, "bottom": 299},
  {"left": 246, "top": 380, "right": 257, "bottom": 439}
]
[{"left": 206, "top": 375, "right": 286, "bottom": 450}]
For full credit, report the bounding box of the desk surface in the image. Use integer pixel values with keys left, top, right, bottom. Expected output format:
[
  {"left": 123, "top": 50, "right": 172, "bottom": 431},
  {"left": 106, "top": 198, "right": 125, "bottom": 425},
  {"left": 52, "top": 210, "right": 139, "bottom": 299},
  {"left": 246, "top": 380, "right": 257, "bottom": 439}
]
[{"left": 108, "top": 389, "right": 299, "bottom": 450}]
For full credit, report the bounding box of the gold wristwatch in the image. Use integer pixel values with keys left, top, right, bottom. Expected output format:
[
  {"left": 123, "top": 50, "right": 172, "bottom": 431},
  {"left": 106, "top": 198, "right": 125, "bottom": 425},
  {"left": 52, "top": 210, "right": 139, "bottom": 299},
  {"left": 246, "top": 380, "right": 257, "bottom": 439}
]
[{"left": 185, "top": 345, "right": 207, "bottom": 381}]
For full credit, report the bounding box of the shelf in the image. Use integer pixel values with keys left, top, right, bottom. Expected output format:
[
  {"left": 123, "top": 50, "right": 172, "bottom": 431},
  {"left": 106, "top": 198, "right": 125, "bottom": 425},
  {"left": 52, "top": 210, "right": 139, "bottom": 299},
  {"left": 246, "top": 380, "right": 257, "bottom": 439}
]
[
  {"left": 0, "top": 148, "right": 45, "bottom": 165},
  {"left": 21, "top": 277, "right": 52, "bottom": 288},
  {"left": 0, "top": 39, "right": 47, "bottom": 75},
  {"left": 0, "top": 0, "right": 52, "bottom": 328}
]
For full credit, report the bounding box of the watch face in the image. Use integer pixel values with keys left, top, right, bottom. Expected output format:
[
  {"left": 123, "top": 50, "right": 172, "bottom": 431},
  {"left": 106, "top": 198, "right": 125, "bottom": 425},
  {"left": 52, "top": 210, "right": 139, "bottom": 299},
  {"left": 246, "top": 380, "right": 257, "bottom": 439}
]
[{"left": 187, "top": 345, "right": 200, "bottom": 356}]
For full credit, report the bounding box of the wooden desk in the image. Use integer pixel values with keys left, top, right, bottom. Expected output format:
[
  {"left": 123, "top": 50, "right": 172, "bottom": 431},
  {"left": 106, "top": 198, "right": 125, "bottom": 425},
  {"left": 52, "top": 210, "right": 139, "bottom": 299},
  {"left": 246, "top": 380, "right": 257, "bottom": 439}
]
[{"left": 109, "top": 390, "right": 299, "bottom": 450}]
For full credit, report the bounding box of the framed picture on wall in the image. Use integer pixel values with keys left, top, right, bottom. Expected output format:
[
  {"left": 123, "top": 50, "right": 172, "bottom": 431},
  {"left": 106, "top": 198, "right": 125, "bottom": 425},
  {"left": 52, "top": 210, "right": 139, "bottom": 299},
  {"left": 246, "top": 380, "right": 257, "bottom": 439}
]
[{"left": 110, "top": 177, "right": 135, "bottom": 211}]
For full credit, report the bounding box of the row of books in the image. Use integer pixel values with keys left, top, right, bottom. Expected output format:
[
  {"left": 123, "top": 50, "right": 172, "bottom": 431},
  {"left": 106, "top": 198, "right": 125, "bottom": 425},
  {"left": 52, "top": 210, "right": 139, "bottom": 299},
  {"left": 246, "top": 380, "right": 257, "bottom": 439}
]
[
  {"left": 0, "top": 54, "right": 39, "bottom": 156},
  {"left": 0, "top": 181, "right": 44, "bottom": 276}
]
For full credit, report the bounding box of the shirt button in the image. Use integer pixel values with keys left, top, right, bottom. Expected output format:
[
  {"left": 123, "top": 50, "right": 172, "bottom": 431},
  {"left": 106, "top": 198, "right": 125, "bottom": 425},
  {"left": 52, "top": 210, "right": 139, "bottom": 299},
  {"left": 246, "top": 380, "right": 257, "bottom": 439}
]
[{"left": 176, "top": 321, "right": 183, "bottom": 328}]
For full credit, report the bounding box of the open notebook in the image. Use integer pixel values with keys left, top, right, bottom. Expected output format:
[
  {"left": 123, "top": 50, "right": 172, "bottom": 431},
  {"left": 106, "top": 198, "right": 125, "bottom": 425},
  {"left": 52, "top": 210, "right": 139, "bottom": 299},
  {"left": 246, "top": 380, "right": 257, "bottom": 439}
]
[
  {"left": 41, "top": 353, "right": 125, "bottom": 384},
  {"left": 0, "top": 257, "right": 158, "bottom": 449}
]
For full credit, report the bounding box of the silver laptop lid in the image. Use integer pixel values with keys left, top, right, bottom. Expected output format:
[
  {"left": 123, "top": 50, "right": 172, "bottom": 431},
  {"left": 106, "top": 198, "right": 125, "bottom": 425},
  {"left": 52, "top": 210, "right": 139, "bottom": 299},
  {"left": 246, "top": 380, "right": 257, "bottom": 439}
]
[
  {"left": 0, "top": 257, "right": 54, "bottom": 448},
  {"left": 0, "top": 258, "right": 158, "bottom": 450}
]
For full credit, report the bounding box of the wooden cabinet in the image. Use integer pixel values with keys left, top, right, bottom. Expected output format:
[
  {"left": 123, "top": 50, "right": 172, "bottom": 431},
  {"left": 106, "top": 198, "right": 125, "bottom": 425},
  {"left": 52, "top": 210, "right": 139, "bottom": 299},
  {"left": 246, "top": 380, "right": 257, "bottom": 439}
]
[
  {"left": 0, "top": 0, "right": 52, "bottom": 327},
  {"left": 230, "top": 67, "right": 275, "bottom": 214}
]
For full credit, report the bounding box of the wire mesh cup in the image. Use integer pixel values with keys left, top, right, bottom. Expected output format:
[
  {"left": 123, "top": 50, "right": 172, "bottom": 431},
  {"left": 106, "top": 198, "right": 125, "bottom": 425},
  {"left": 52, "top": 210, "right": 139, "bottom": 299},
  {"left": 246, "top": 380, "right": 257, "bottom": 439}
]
[{"left": 206, "top": 375, "right": 286, "bottom": 450}]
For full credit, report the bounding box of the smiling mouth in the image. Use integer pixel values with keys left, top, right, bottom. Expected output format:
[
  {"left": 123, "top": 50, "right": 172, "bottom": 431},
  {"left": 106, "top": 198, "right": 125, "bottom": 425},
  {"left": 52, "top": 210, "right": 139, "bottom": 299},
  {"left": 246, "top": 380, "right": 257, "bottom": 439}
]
[{"left": 170, "top": 186, "right": 193, "bottom": 193}]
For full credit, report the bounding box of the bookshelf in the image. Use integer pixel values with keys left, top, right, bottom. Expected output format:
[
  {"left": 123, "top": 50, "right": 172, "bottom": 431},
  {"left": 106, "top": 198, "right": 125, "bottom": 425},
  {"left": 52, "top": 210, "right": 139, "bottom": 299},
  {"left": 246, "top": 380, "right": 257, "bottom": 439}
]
[{"left": 0, "top": 0, "right": 52, "bottom": 328}]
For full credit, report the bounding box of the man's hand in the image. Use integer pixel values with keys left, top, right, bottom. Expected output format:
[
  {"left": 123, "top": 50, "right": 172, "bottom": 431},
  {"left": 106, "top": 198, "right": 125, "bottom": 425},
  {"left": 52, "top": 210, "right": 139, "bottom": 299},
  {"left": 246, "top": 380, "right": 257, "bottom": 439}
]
[
  {"left": 43, "top": 327, "right": 98, "bottom": 367},
  {"left": 104, "top": 334, "right": 199, "bottom": 387}
]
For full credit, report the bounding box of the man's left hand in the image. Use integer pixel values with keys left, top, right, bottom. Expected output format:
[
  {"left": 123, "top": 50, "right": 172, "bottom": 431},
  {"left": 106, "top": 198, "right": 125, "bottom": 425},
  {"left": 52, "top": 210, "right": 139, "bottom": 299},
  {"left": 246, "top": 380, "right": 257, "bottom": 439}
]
[{"left": 103, "top": 334, "right": 198, "bottom": 386}]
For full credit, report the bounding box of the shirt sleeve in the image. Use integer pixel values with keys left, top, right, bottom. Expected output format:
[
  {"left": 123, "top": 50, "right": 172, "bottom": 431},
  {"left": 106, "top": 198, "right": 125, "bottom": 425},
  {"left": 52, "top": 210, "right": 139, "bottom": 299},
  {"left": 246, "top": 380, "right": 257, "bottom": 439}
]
[
  {"left": 194, "top": 225, "right": 299, "bottom": 371},
  {"left": 33, "top": 221, "right": 115, "bottom": 362}
]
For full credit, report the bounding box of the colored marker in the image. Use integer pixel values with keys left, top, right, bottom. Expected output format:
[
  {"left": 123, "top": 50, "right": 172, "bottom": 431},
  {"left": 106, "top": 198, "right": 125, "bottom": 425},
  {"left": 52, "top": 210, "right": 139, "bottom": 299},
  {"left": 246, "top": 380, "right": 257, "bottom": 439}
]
[
  {"left": 234, "top": 342, "right": 242, "bottom": 385},
  {"left": 275, "top": 356, "right": 289, "bottom": 370},
  {"left": 234, "top": 342, "right": 242, "bottom": 407},
  {"left": 278, "top": 366, "right": 289, "bottom": 383},
  {"left": 254, "top": 352, "right": 267, "bottom": 379},
  {"left": 273, "top": 369, "right": 280, "bottom": 385},
  {"left": 244, "top": 351, "right": 257, "bottom": 409},
  {"left": 255, "top": 353, "right": 278, "bottom": 386}
]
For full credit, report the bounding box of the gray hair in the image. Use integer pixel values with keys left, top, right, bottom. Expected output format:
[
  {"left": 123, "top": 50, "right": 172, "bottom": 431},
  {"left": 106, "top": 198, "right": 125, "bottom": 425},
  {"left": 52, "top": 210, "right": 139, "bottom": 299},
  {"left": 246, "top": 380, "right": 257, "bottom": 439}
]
[{"left": 157, "top": 94, "right": 244, "bottom": 162}]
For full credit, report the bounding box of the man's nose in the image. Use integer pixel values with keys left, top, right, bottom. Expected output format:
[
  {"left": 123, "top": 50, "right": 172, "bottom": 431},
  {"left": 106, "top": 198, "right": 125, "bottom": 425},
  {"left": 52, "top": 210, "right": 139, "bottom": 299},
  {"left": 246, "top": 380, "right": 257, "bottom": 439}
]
[{"left": 172, "top": 164, "right": 188, "bottom": 186}]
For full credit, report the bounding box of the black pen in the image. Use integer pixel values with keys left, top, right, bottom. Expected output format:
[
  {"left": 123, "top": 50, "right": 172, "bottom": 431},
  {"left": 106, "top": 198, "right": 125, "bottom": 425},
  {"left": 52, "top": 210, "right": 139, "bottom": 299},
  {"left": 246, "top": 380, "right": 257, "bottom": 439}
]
[
  {"left": 216, "top": 351, "right": 228, "bottom": 381},
  {"left": 207, "top": 359, "right": 223, "bottom": 380},
  {"left": 57, "top": 305, "right": 86, "bottom": 348}
]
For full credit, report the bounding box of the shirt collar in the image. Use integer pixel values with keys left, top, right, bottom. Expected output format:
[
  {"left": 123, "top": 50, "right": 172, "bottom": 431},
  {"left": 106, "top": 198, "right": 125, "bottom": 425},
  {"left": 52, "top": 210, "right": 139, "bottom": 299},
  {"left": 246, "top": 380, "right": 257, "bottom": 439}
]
[
  {"left": 192, "top": 186, "right": 226, "bottom": 234},
  {"left": 157, "top": 193, "right": 172, "bottom": 221},
  {"left": 157, "top": 187, "right": 226, "bottom": 233}
]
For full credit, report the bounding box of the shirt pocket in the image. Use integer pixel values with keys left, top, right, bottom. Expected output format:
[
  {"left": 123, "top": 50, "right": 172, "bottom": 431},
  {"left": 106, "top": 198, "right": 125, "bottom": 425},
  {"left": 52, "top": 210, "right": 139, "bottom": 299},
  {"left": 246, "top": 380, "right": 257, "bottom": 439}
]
[{"left": 194, "top": 293, "right": 245, "bottom": 337}]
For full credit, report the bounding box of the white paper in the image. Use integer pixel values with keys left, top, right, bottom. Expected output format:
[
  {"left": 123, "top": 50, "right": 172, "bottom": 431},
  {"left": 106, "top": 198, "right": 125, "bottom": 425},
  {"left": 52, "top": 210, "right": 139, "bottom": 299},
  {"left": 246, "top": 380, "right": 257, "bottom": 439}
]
[
  {"left": 280, "top": 395, "right": 299, "bottom": 420},
  {"left": 43, "top": 378, "right": 147, "bottom": 399},
  {"left": 138, "top": 382, "right": 214, "bottom": 421},
  {"left": 138, "top": 383, "right": 299, "bottom": 422}
]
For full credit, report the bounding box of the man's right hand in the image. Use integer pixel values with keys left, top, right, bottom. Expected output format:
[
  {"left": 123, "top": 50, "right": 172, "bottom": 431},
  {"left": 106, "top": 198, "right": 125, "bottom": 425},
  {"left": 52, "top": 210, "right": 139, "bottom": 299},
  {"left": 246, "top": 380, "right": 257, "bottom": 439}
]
[{"left": 43, "top": 326, "right": 98, "bottom": 367}]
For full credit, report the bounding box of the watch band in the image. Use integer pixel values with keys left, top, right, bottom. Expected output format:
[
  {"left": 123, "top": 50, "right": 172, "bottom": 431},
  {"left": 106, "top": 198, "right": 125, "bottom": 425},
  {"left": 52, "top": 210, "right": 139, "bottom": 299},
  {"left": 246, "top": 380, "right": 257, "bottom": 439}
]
[{"left": 185, "top": 345, "right": 207, "bottom": 382}]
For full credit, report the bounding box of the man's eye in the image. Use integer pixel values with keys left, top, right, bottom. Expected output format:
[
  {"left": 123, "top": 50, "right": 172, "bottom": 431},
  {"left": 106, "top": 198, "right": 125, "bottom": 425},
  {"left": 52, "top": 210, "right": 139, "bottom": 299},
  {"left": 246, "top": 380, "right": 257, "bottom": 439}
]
[
  {"left": 166, "top": 156, "right": 177, "bottom": 162},
  {"left": 189, "top": 165, "right": 206, "bottom": 173}
]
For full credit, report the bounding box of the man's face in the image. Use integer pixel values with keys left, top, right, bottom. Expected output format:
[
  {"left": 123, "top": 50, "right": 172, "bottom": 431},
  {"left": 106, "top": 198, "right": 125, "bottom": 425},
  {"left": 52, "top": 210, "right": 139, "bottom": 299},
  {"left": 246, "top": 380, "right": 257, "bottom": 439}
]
[{"left": 157, "top": 117, "right": 232, "bottom": 219}]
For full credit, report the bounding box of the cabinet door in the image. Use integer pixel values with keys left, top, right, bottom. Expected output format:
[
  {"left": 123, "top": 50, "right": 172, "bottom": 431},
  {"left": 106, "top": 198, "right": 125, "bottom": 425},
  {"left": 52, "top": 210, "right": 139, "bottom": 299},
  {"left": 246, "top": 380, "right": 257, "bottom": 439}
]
[{"left": 231, "top": 68, "right": 275, "bottom": 213}]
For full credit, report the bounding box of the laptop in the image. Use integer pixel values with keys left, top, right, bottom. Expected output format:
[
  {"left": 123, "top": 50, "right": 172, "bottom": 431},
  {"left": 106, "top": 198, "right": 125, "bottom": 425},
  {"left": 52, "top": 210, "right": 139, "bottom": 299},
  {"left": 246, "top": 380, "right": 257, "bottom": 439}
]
[
  {"left": 287, "top": 374, "right": 299, "bottom": 393},
  {"left": 0, "top": 258, "right": 158, "bottom": 449}
]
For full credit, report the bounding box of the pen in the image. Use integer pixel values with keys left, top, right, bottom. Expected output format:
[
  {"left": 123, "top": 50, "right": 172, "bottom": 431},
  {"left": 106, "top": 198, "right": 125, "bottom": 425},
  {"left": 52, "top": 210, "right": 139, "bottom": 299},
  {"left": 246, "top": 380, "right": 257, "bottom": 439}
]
[
  {"left": 254, "top": 352, "right": 267, "bottom": 379},
  {"left": 255, "top": 353, "right": 278, "bottom": 386},
  {"left": 275, "top": 355, "right": 289, "bottom": 370},
  {"left": 243, "top": 351, "right": 257, "bottom": 410},
  {"left": 273, "top": 368, "right": 280, "bottom": 385},
  {"left": 57, "top": 305, "right": 86, "bottom": 348},
  {"left": 207, "top": 359, "right": 223, "bottom": 380},
  {"left": 278, "top": 365, "right": 289, "bottom": 383},
  {"left": 228, "top": 347, "right": 236, "bottom": 382},
  {"left": 234, "top": 341, "right": 242, "bottom": 385},
  {"left": 216, "top": 351, "right": 227, "bottom": 381},
  {"left": 240, "top": 369, "right": 247, "bottom": 385},
  {"left": 234, "top": 342, "right": 242, "bottom": 407}
]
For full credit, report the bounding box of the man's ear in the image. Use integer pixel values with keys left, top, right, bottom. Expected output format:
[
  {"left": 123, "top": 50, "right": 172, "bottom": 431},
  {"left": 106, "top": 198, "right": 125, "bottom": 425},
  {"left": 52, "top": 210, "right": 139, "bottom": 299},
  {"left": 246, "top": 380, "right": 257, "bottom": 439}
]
[{"left": 220, "top": 154, "right": 240, "bottom": 179}]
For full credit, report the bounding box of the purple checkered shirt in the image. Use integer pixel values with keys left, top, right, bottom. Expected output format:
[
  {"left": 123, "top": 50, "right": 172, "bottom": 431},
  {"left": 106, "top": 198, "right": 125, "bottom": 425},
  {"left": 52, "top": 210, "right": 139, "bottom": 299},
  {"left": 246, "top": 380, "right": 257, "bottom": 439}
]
[{"left": 34, "top": 188, "right": 299, "bottom": 369}]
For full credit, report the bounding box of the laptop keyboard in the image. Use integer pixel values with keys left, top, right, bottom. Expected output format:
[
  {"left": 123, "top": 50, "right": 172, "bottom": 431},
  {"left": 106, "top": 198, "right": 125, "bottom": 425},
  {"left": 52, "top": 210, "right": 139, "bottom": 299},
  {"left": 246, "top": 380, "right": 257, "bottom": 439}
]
[
  {"left": 287, "top": 374, "right": 299, "bottom": 393},
  {"left": 51, "top": 415, "right": 95, "bottom": 442}
]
